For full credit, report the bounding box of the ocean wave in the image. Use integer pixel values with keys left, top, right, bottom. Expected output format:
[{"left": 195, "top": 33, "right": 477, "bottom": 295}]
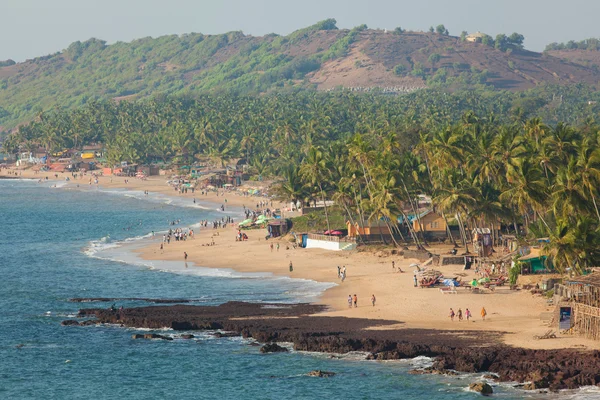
[{"left": 84, "top": 235, "right": 120, "bottom": 257}]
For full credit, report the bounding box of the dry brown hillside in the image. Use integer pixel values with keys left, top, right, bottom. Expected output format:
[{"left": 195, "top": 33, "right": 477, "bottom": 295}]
[
  {"left": 311, "top": 30, "right": 600, "bottom": 91},
  {"left": 546, "top": 49, "right": 600, "bottom": 69},
  {"left": 1, "top": 24, "right": 600, "bottom": 129}
]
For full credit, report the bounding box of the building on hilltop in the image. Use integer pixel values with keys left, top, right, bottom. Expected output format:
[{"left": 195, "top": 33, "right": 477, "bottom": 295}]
[{"left": 466, "top": 32, "right": 486, "bottom": 43}]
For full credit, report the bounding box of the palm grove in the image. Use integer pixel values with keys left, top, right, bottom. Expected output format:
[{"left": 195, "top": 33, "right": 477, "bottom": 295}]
[{"left": 3, "top": 90, "right": 600, "bottom": 275}]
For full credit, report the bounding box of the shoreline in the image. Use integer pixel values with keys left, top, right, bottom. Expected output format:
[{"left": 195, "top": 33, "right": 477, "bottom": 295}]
[
  {"left": 66, "top": 301, "right": 600, "bottom": 392},
  {"left": 2, "top": 168, "right": 598, "bottom": 351}
]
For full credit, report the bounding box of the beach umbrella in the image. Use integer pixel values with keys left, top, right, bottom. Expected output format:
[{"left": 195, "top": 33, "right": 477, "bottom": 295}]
[
  {"left": 330, "top": 231, "right": 343, "bottom": 236},
  {"left": 239, "top": 219, "right": 253, "bottom": 226}
]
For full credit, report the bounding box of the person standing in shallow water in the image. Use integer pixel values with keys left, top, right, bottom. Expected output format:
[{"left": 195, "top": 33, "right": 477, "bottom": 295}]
[
  {"left": 184, "top": 252, "right": 188, "bottom": 261},
  {"left": 289, "top": 261, "right": 293, "bottom": 272}
]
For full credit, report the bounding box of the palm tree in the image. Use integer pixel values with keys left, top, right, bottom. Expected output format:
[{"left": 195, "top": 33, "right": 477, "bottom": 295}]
[
  {"left": 575, "top": 139, "right": 600, "bottom": 223},
  {"left": 300, "top": 146, "right": 331, "bottom": 233},
  {"left": 500, "top": 160, "right": 548, "bottom": 232}
]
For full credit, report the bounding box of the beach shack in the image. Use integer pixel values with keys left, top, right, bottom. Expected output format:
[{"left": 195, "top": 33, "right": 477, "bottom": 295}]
[
  {"left": 397, "top": 209, "right": 448, "bottom": 240},
  {"left": 346, "top": 221, "right": 389, "bottom": 238},
  {"left": 268, "top": 220, "right": 288, "bottom": 238},
  {"left": 412, "top": 210, "right": 447, "bottom": 238},
  {"left": 554, "top": 273, "right": 600, "bottom": 340},
  {"left": 518, "top": 248, "right": 553, "bottom": 274},
  {"left": 472, "top": 228, "right": 493, "bottom": 257}
]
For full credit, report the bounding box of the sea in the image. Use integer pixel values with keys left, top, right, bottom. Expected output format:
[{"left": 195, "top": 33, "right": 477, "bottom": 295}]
[{"left": 0, "top": 179, "right": 597, "bottom": 399}]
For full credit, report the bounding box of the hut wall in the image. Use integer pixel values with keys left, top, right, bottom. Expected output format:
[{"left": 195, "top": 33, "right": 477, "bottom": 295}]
[{"left": 574, "top": 303, "right": 600, "bottom": 340}]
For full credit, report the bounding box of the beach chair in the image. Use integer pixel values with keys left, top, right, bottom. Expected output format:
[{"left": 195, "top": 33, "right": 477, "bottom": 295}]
[{"left": 533, "top": 330, "right": 557, "bottom": 340}]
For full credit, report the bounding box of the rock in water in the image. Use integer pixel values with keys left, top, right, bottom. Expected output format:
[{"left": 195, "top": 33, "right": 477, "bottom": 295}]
[
  {"left": 61, "top": 320, "right": 80, "bottom": 326},
  {"left": 131, "top": 333, "right": 173, "bottom": 341},
  {"left": 306, "top": 370, "right": 336, "bottom": 378},
  {"left": 179, "top": 334, "right": 195, "bottom": 339},
  {"left": 469, "top": 382, "right": 493, "bottom": 395},
  {"left": 260, "top": 343, "right": 288, "bottom": 353}
]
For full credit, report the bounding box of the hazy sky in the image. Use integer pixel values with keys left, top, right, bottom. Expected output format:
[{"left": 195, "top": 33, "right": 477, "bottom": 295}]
[{"left": 1, "top": 0, "right": 599, "bottom": 61}]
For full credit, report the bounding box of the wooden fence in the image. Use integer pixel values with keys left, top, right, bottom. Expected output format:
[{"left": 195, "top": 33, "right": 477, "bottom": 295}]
[
  {"left": 307, "top": 234, "right": 356, "bottom": 243},
  {"left": 574, "top": 303, "right": 600, "bottom": 340}
]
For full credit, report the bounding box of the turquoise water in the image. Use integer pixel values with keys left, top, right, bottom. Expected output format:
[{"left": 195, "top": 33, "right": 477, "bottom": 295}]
[{"left": 0, "top": 180, "right": 575, "bottom": 399}]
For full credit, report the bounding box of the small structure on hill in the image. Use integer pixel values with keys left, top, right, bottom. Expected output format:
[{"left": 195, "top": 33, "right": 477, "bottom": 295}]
[{"left": 466, "top": 32, "right": 486, "bottom": 43}]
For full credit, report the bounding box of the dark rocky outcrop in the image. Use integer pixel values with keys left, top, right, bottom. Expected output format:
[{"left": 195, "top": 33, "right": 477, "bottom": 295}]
[
  {"left": 67, "top": 301, "right": 600, "bottom": 390},
  {"left": 409, "top": 367, "right": 458, "bottom": 376},
  {"left": 70, "top": 298, "right": 195, "bottom": 304},
  {"left": 131, "top": 333, "right": 173, "bottom": 341},
  {"left": 179, "top": 334, "right": 195, "bottom": 340},
  {"left": 469, "top": 382, "right": 493, "bottom": 395},
  {"left": 213, "top": 332, "right": 239, "bottom": 338},
  {"left": 61, "top": 320, "right": 80, "bottom": 326},
  {"left": 306, "top": 370, "right": 336, "bottom": 377},
  {"left": 260, "top": 343, "right": 288, "bottom": 353}
]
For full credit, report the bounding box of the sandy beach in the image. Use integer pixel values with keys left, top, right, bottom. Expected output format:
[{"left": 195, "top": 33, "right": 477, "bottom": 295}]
[{"left": 2, "top": 168, "right": 595, "bottom": 351}]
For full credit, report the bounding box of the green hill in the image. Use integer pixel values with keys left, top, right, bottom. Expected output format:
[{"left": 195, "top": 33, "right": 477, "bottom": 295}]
[{"left": 1, "top": 19, "right": 599, "bottom": 130}]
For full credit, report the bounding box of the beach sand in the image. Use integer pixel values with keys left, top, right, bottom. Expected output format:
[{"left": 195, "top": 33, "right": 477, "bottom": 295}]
[{"left": 2, "top": 168, "right": 595, "bottom": 350}]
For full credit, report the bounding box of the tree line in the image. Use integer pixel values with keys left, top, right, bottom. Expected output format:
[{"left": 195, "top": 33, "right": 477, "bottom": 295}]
[{"left": 3, "top": 90, "right": 600, "bottom": 274}]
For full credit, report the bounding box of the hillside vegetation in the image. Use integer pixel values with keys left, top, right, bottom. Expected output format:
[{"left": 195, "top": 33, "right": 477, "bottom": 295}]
[{"left": 1, "top": 19, "right": 600, "bottom": 129}]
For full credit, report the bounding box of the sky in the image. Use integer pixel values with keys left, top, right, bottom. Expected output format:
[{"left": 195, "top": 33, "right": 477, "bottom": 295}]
[{"left": 1, "top": 0, "right": 599, "bottom": 62}]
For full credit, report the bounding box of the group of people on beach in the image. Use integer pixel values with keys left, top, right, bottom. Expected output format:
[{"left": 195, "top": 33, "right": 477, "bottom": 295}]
[
  {"left": 346, "top": 294, "right": 376, "bottom": 308},
  {"left": 243, "top": 206, "right": 272, "bottom": 220},
  {"left": 449, "top": 307, "right": 486, "bottom": 322}
]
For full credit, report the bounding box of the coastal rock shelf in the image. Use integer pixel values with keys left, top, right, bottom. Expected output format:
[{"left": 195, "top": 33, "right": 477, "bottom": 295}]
[
  {"left": 69, "top": 297, "right": 197, "bottom": 304},
  {"left": 65, "top": 301, "right": 600, "bottom": 391}
]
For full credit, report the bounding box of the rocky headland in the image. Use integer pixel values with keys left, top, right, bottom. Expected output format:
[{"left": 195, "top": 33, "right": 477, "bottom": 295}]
[{"left": 64, "top": 301, "right": 600, "bottom": 391}]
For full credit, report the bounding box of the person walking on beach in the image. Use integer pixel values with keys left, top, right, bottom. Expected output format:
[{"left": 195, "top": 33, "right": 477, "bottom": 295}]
[
  {"left": 457, "top": 308, "right": 463, "bottom": 322},
  {"left": 353, "top": 294, "right": 358, "bottom": 308},
  {"left": 160, "top": 243, "right": 163, "bottom": 253},
  {"left": 449, "top": 308, "right": 455, "bottom": 321},
  {"left": 184, "top": 252, "right": 188, "bottom": 261},
  {"left": 337, "top": 266, "right": 341, "bottom": 278},
  {"left": 348, "top": 295, "right": 352, "bottom": 308},
  {"left": 465, "top": 308, "right": 472, "bottom": 321},
  {"left": 392, "top": 261, "right": 395, "bottom": 272},
  {"left": 481, "top": 307, "right": 487, "bottom": 321},
  {"left": 413, "top": 274, "right": 418, "bottom": 287},
  {"left": 371, "top": 294, "right": 376, "bottom": 307},
  {"left": 289, "top": 261, "right": 293, "bottom": 272},
  {"left": 276, "top": 243, "right": 280, "bottom": 252},
  {"left": 270, "top": 243, "right": 273, "bottom": 252}
]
